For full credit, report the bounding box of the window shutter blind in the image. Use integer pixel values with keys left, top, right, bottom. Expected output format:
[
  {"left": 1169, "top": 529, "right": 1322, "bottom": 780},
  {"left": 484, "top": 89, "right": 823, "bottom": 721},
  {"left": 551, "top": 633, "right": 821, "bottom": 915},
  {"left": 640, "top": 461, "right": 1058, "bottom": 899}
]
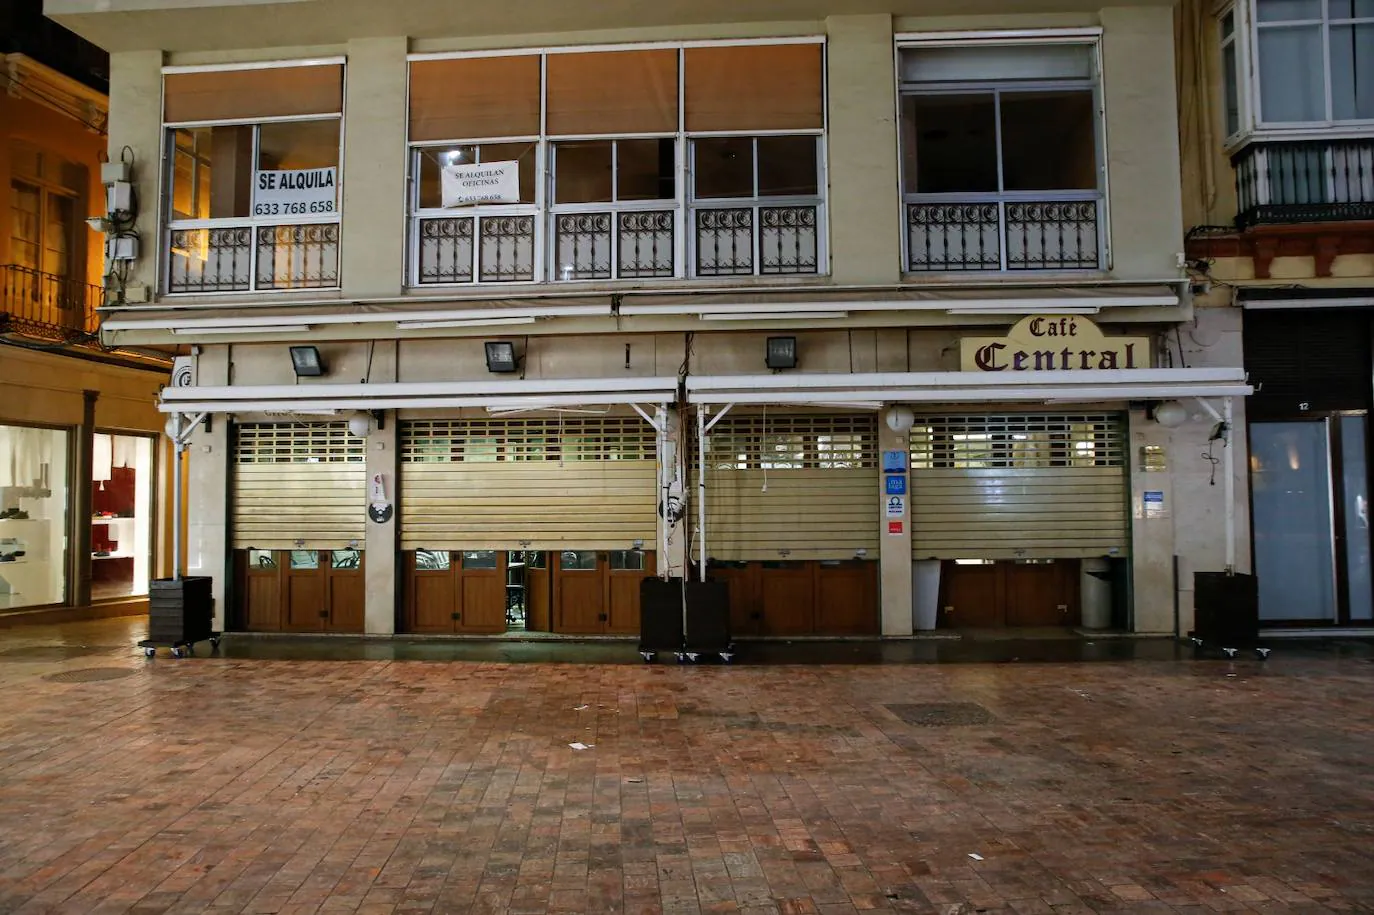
[
  {"left": 163, "top": 65, "right": 343, "bottom": 122},
  {"left": 545, "top": 49, "right": 678, "bottom": 135},
  {"left": 685, "top": 43, "right": 824, "bottom": 132},
  {"left": 408, "top": 55, "right": 541, "bottom": 142}
]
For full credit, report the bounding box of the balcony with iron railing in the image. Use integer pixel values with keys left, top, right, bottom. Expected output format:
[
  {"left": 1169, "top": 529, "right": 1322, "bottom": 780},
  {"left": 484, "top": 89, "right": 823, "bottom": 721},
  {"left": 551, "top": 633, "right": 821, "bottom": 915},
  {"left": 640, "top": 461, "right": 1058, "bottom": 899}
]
[
  {"left": 1233, "top": 138, "right": 1374, "bottom": 229},
  {"left": 904, "top": 193, "right": 1103, "bottom": 273},
  {"left": 0, "top": 264, "right": 103, "bottom": 341}
]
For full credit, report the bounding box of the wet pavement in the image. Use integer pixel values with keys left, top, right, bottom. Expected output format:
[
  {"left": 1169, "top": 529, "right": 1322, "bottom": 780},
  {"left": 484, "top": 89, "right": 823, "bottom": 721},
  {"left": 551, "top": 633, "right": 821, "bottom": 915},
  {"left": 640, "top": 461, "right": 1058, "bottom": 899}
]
[{"left": 0, "top": 615, "right": 1372, "bottom": 913}]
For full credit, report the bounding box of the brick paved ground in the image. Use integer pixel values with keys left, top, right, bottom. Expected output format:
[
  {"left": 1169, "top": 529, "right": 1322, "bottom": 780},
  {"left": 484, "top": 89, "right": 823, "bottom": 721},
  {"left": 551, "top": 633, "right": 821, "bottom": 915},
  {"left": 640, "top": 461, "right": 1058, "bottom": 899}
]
[{"left": 0, "top": 618, "right": 1372, "bottom": 914}]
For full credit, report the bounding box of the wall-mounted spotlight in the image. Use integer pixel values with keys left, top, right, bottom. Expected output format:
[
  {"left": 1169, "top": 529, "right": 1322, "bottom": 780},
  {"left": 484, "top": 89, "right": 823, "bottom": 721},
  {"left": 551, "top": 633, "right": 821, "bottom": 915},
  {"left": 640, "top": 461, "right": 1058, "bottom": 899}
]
[
  {"left": 484, "top": 340, "right": 519, "bottom": 374},
  {"left": 289, "top": 345, "right": 325, "bottom": 377},
  {"left": 765, "top": 335, "right": 797, "bottom": 370}
]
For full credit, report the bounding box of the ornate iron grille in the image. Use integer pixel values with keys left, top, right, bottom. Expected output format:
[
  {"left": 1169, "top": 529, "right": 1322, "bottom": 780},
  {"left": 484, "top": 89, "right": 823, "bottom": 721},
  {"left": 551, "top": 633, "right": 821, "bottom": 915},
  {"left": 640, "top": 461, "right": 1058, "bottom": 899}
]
[
  {"left": 617, "top": 211, "right": 675, "bottom": 278},
  {"left": 704, "top": 414, "right": 878, "bottom": 470},
  {"left": 0, "top": 264, "right": 102, "bottom": 340},
  {"left": 416, "top": 217, "right": 475, "bottom": 284},
  {"left": 909, "top": 413, "right": 1126, "bottom": 469},
  {"left": 401, "top": 417, "right": 655, "bottom": 463},
  {"left": 256, "top": 223, "right": 340, "bottom": 289},
  {"left": 695, "top": 208, "right": 754, "bottom": 276},
  {"left": 906, "top": 204, "right": 1001, "bottom": 272},
  {"left": 1233, "top": 139, "right": 1374, "bottom": 229},
  {"left": 478, "top": 216, "right": 536, "bottom": 283},
  {"left": 759, "top": 207, "right": 819, "bottom": 275},
  {"left": 554, "top": 213, "right": 613, "bottom": 280},
  {"left": 906, "top": 200, "right": 1099, "bottom": 272},
  {"left": 235, "top": 423, "right": 364, "bottom": 464},
  {"left": 167, "top": 227, "right": 253, "bottom": 292},
  {"left": 1005, "top": 201, "right": 1099, "bottom": 270}
]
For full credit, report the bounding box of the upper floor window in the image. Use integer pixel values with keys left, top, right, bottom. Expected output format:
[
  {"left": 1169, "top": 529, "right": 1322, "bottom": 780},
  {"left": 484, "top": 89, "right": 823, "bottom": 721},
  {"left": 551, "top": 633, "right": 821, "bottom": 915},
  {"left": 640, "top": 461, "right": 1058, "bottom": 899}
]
[
  {"left": 162, "top": 62, "right": 344, "bottom": 294},
  {"left": 406, "top": 41, "right": 825, "bottom": 287},
  {"left": 898, "top": 40, "right": 1105, "bottom": 273},
  {"left": 1222, "top": 0, "right": 1374, "bottom": 132}
]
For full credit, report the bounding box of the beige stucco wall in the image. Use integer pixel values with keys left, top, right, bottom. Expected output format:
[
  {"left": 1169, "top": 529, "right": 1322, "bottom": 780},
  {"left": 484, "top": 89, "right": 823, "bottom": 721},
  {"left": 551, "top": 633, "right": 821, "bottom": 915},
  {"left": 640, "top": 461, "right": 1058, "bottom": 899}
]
[{"left": 106, "top": 49, "right": 164, "bottom": 301}]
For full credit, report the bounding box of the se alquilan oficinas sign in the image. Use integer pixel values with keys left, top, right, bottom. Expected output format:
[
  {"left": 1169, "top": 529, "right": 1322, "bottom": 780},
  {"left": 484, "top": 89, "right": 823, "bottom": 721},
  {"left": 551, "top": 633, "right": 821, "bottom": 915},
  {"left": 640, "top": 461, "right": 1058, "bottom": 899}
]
[{"left": 960, "top": 315, "right": 1151, "bottom": 372}]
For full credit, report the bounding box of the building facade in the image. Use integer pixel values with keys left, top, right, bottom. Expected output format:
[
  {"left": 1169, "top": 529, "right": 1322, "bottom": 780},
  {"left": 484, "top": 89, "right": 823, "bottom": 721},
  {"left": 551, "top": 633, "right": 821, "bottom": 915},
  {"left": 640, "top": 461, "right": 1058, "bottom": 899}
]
[
  {"left": 52, "top": 0, "right": 1250, "bottom": 637},
  {"left": 1179, "top": 0, "right": 1373, "bottom": 631},
  {"left": 1, "top": 5, "right": 171, "bottom": 620}
]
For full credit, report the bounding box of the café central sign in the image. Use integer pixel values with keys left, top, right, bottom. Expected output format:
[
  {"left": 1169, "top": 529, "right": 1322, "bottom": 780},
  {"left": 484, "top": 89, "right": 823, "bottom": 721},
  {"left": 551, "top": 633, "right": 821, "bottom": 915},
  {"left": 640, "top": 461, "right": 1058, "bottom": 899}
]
[{"left": 960, "top": 315, "right": 1151, "bottom": 372}]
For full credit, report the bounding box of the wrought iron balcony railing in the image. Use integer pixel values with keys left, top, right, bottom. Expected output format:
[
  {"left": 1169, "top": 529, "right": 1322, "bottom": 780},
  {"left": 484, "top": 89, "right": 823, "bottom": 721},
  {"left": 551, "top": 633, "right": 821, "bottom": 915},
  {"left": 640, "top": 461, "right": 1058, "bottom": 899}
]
[
  {"left": 166, "top": 221, "right": 340, "bottom": 294},
  {"left": 411, "top": 202, "right": 820, "bottom": 285},
  {"left": 1233, "top": 138, "right": 1374, "bottom": 229},
  {"left": 0, "top": 264, "right": 102, "bottom": 340},
  {"left": 905, "top": 194, "right": 1102, "bottom": 272}
]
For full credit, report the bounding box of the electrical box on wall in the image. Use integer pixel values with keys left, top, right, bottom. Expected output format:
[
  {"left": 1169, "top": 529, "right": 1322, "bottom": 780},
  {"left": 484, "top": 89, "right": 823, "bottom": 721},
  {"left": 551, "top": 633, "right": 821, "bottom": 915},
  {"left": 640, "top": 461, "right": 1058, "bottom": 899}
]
[
  {"left": 100, "top": 161, "right": 130, "bottom": 184},
  {"left": 110, "top": 236, "right": 139, "bottom": 261},
  {"left": 106, "top": 181, "right": 132, "bottom": 214}
]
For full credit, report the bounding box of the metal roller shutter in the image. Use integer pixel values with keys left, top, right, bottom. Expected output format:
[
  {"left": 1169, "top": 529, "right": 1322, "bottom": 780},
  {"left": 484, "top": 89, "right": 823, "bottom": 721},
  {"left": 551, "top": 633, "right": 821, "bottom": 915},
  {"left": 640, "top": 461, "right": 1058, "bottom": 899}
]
[
  {"left": 232, "top": 422, "right": 366, "bottom": 549},
  {"left": 700, "top": 413, "right": 879, "bottom": 560},
  {"left": 910, "top": 413, "right": 1128, "bottom": 560},
  {"left": 400, "top": 416, "right": 658, "bottom": 550}
]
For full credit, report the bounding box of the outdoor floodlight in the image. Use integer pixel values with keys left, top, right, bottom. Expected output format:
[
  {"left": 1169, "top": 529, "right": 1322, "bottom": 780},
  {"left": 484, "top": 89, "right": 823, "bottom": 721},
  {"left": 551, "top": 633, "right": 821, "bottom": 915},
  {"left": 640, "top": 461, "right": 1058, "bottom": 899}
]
[
  {"left": 484, "top": 341, "right": 519, "bottom": 374},
  {"left": 765, "top": 336, "right": 797, "bottom": 370},
  {"left": 289, "top": 345, "right": 325, "bottom": 377}
]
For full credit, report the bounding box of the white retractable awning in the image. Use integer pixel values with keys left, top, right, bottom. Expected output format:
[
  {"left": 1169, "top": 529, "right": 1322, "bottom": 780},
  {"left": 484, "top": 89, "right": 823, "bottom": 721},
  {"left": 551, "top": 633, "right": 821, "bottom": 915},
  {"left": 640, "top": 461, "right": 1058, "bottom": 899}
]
[
  {"left": 686, "top": 368, "right": 1251, "bottom": 405},
  {"left": 159, "top": 377, "right": 681, "bottom": 414}
]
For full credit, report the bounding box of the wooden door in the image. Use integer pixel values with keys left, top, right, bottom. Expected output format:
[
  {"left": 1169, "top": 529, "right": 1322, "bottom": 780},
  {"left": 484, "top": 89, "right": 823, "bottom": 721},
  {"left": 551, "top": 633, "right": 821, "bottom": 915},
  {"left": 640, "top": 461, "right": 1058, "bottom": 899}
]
[
  {"left": 283, "top": 550, "right": 326, "bottom": 631},
  {"left": 526, "top": 552, "right": 551, "bottom": 632},
  {"left": 607, "top": 550, "right": 653, "bottom": 634},
  {"left": 409, "top": 551, "right": 458, "bottom": 633},
  {"left": 1005, "top": 560, "right": 1076, "bottom": 627},
  {"left": 941, "top": 560, "right": 1005, "bottom": 628},
  {"left": 554, "top": 550, "right": 605, "bottom": 633},
  {"left": 759, "top": 561, "right": 814, "bottom": 635},
  {"left": 455, "top": 550, "right": 507, "bottom": 633},
  {"left": 325, "top": 549, "right": 365, "bottom": 633},
  {"left": 710, "top": 561, "right": 760, "bottom": 636},
  {"left": 815, "top": 560, "right": 879, "bottom": 634},
  {"left": 240, "top": 549, "right": 282, "bottom": 631}
]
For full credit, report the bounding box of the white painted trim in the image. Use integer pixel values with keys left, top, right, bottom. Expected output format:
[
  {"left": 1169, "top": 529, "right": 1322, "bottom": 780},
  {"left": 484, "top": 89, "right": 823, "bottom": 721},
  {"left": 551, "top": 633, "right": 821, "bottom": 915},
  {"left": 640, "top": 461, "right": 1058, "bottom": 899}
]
[
  {"left": 620, "top": 294, "right": 1177, "bottom": 316},
  {"left": 699, "top": 311, "right": 848, "bottom": 321},
  {"left": 102, "top": 303, "right": 612, "bottom": 332},
  {"left": 1241, "top": 296, "right": 1374, "bottom": 309},
  {"left": 163, "top": 393, "right": 679, "bottom": 412},
  {"left": 894, "top": 27, "right": 1103, "bottom": 45},
  {"left": 165, "top": 377, "right": 681, "bottom": 402},
  {"left": 406, "top": 36, "right": 825, "bottom": 62},
  {"left": 162, "top": 57, "right": 346, "bottom": 74},
  {"left": 397, "top": 316, "right": 538, "bottom": 329},
  {"left": 688, "top": 368, "right": 1246, "bottom": 392},
  {"left": 171, "top": 324, "right": 310, "bottom": 335}
]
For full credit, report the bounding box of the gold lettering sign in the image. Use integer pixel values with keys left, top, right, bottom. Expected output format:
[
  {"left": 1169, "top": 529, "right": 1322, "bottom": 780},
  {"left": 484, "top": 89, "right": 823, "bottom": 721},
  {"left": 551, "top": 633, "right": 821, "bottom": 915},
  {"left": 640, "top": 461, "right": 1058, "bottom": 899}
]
[{"left": 959, "top": 315, "right": 1152, "bottom": 372}]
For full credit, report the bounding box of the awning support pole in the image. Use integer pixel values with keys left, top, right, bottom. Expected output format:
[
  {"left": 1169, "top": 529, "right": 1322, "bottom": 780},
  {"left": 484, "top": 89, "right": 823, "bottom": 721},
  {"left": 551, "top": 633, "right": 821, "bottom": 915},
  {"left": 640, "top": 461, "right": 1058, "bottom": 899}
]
[
  {"left": 166, "top": 411, "right": 206, "bottom": 582},
  {"left": 697, "top": 406, "right": 707, "bottom": 582}
]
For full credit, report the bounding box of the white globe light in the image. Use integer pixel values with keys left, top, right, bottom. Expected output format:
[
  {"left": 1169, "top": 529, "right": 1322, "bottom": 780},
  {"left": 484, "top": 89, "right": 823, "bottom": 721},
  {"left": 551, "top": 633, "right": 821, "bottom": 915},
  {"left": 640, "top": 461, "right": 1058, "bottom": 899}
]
[
  {"left": 347, "top": 414, "right": 371, "bottom": 438},
  {"left": 1153, "top": 400, "right": 1188, "bottom": 428},
  {"left": 885, "top": 405, "right": 915, "bottom": 433},
  {"left": 163, "top": 415, "right": 180, "bottom": 440}
]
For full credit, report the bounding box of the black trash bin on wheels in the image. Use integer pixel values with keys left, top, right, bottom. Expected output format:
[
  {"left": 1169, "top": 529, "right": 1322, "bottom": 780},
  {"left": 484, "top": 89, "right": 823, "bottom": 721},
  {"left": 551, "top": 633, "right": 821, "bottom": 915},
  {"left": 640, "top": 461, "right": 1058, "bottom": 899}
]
[
  {"left": 638, "top": 578, "right": 734, "bottom": 662},
  {"left": 1189, "top": 571, "right": 1269, "bottom": 659},
  {"left": 140, "top": 576, "right": 219, "bottom": 658}
]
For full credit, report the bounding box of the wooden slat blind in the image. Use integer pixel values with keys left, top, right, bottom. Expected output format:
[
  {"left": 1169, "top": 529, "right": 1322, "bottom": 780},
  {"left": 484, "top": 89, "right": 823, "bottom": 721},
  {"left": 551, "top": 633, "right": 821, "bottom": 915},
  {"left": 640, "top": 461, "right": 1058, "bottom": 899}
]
[
  {"left": 164, "top": 65, "right": 343, "bottom": 123},
  {"left": 909, "top": 413, "right": 1128, "bottom": 560},
  {"left": 408, "top": 56, "right": 541, "bottom": 141},
  {"left": 684, "top": 43, "right": 825, "bottom": 132},
  {"left": 400, "top": 417, "right": 657, "bottom": 550},
  {"left": 232, "top": 422, "right": 365, "bottom": 549},
  {"left": 545, "top": 49, "right": 679, "bottom": 135},
  {"left": 699, "top": 413, "right": 878, "bottom": 560}
]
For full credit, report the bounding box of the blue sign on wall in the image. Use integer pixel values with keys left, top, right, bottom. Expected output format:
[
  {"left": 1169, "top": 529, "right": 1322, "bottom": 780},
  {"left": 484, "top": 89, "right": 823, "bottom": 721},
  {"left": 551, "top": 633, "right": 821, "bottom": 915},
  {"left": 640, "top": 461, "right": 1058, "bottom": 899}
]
[
  {"left": 882, "top": 450, "right": 906, "bottom": 473},
  {"left": 885, "top": 475, "right": 907, "bottom": 495}
]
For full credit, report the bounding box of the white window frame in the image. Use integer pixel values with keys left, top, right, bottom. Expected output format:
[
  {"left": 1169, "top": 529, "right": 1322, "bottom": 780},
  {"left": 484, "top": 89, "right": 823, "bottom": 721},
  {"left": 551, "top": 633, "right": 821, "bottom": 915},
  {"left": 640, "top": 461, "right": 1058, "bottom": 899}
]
[
  {"left": 404, "top": 37, "right": 829, "bottom": 289},
  {"left": 1223, "top": 0, "right": 1374, "bottom": 144},
  {"left": 894, "top": 30, "right": 1110, "bottom": 274},
  {"left": 158, "top": 58, "right": 347, "bottom": 297}
]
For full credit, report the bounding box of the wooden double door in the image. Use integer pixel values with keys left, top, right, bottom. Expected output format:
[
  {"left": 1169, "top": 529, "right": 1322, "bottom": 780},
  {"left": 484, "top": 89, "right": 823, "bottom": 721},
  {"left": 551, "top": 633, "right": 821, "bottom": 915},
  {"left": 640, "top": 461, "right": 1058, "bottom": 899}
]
[
  {"left": 708, "top": 559, "right": 879, "bottom": 636},
  {"left": 940, "top": 559, "right": 1080, "bottom": 628},
  {"left": 553, "top": 549, "right": 655, "bottom": 634},
  {"left": 407, "top": 550, "right": 551, "bottom": 634},
  {"left": 235, "top": 549, "right": 365, "bottom": 632}
]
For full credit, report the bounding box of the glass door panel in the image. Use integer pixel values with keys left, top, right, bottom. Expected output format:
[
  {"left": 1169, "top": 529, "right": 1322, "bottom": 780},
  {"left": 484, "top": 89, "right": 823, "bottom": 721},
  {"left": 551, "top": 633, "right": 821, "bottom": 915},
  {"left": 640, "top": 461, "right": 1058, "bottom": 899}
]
[
  {"left": 1340, "top": 416, "right": 1373, "bottom": 621},
  {"left": 1251, "top": 421, "right": 1336, "bottom": 621}
]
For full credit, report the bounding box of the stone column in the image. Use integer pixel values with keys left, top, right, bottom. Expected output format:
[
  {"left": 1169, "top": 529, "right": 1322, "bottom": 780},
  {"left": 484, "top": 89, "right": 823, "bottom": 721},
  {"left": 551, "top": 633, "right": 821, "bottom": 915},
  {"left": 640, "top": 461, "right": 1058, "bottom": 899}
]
[
  {"left": 877, "top": 416, "right": 914, "bottom": 635},
  {"left": 187, "top": 347, "right": 230, "bottom": 629},
  {"left": 364, "top": 413, "right": 399, "bottom": 635}
]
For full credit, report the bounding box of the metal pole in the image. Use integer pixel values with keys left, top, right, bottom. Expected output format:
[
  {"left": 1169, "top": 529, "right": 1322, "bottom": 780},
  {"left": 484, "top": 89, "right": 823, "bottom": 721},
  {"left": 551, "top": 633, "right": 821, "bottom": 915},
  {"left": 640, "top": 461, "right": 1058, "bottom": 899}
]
[
  {"left": 171, "top": 414, "right": 183, "bottom": 581},
  {"left": 1224, "top": 396, "right": 1235, "bottom": 573},
  {"left": 697, "top": 406, "right": 707, "bottom": 582}
]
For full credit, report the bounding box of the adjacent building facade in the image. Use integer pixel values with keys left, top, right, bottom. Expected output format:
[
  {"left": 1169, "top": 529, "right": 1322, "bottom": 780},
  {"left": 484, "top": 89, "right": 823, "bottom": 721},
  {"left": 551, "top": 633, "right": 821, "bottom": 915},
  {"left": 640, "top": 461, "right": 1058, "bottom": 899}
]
[
  {"left": 51, "top": 0, "right": 1251, "bottom": 638},
  {"left": 1179, "top": 0, "right": 1373, "bottom": 631},
  {"left": 2, "top": 2, "right": 171, "bottom": 620}
]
